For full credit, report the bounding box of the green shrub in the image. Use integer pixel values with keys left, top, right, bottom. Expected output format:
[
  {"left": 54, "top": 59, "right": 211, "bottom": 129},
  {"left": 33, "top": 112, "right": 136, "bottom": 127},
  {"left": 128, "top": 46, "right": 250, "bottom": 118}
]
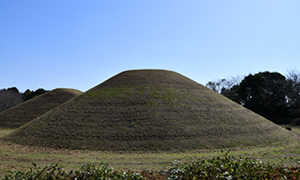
[
  {"left": 3, "top": 162, "right": 143, "bottom": 180},
  {"left": 168, "top": 151, "right": 300, "bottom": 180},
  {"left": 2, "top": 163, "right": 68, "bottom": 179},
  {"left": 72, "top": 162, "right": 143, "bottom": 180},
  {"left": 2, "top": 152, "right": 299, "bottom": 179}
]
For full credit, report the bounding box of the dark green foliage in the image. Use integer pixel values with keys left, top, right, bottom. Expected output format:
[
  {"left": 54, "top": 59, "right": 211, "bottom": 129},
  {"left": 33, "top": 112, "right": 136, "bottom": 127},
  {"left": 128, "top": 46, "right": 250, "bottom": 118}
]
[
  {"left": 168, "top": 151, "right": 300, "bottom": 180},
  {"left": 3, "top": 153, "right": 300, "bottom": 179},
  {"left": 3, "top": 162, "right": 143, "bottom": 180},
  {"left": 3, "top": 163, "right": 68, "bottom": 179},
  {"left": 237, "top": 72, "right": 288, "bottom": 122},
  {"left": 73, "top": 162, "right": 143, "bottom": 180},
  {"left": 285, "top": 71, "right": 300, "bottom": 120},
  {"left": 207, "top": 71, "right": 300, "bottom": 124},
  {"left": 24, "top": 88, "right": 49, "bottom": 101}
]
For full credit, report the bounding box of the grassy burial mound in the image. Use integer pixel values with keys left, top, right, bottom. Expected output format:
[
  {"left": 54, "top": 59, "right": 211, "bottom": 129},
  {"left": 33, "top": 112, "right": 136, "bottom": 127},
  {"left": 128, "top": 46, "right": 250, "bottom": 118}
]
[
  {"left": 0, "top": 88, "right": 82, "bottom": 128},
  {"left": 4, "top": 70, "right": 295, "bottom": 151}
]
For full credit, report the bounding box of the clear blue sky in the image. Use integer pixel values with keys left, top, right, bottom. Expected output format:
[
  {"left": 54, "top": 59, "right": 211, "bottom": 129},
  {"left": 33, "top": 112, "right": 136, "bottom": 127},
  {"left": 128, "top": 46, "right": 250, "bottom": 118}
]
[{"left": 1, "top": 0, "right": 299, "bottom": 92}]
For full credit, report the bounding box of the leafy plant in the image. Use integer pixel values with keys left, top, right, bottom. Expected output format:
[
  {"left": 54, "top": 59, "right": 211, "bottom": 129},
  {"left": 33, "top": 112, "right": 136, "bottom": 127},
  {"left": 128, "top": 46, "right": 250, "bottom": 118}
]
[
  {"left": 72, "top": 162, "right": 143, "bottom": 180},
  {"left": 168, "top": 151, "right": 300, "bottom": 180},
  {"left": 2, "top": 152, "right": 299, "bottom": 179},
  {"left": 3, "top": 162, "right": 143, "bottom": 180},
  {"left": 2, "top": 163, "right": 68, "bottom": 179}
]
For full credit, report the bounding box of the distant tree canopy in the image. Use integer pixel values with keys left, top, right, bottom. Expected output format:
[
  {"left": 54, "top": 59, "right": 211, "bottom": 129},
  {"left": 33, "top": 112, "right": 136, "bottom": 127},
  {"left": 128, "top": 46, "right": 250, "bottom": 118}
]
[
  {"left": 0, "top": 87, "right": 24, "bottom": 112},
  {"left": 23, "top": 88, "right": 49, "bottom": 101},
  {"left": 206, "top": 71, "right": 300, "bottom": 124},
  {"left": 0, "top": 87, "right": 49, "bottom": 112}
]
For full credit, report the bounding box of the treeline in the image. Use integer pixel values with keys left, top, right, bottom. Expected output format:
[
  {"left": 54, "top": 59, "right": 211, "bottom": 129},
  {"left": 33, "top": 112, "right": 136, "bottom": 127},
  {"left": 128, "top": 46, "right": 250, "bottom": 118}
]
[
  {"left": 206, "top": 70, "right": 300, "bottom": 125},
  {"left": 0, "top": 88, "right": 24, "bottom": 112},
  {"left": 23, "top": 88, "right": 48, "bottom": 101},
  {"left": 0, "top": 88, "right": 48, "bottom": 112}
]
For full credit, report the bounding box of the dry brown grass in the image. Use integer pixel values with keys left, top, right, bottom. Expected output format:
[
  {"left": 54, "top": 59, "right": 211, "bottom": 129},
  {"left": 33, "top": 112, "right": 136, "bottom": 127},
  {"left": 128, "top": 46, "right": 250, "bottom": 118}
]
[
  {"left": 0, "top": 127, "right": 299, "bottom": 176},
  {"left": 2, "top": 70, "right": 297, "bottom": 151}
]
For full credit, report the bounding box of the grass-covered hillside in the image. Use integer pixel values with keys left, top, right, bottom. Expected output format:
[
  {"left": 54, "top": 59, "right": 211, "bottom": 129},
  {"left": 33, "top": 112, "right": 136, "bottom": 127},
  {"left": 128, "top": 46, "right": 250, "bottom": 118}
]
[
  {"left": 3, "top": 70, "right": 296, "bottom": 151},
  {"left": 0, "top": 88, "right": 82, "bottom": 128}
]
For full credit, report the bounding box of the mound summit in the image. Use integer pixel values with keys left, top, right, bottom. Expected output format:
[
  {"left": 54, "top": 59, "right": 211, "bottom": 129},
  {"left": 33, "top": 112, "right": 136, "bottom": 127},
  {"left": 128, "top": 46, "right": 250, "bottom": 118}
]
[
  {"left": 0, "top": 88, "right": 82, "bottom": 128},
  {"left": 4, "top": 70, "right": 294, "bottom": 151}
]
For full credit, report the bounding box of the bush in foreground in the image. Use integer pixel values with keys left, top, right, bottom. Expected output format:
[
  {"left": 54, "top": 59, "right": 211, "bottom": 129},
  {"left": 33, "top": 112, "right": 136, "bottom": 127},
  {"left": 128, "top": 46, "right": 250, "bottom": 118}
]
[
  {"left": 3, "top": 152, "right": 299, "bottom": 179},
  {"left": 168, "top": 151, "right": 300, "bottom": 180},
  {"left": 3, "top": 162, "right": 143, "bottom": 180}
]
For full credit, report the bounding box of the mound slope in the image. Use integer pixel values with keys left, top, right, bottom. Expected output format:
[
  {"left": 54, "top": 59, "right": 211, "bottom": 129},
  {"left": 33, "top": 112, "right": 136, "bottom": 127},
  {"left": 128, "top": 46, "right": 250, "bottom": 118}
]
[
  {"left": 4, "top": 70, "right": 294, "bottom": 151},
  {"left": 0, "top": 88, "right": 82, "bottom": 128}
]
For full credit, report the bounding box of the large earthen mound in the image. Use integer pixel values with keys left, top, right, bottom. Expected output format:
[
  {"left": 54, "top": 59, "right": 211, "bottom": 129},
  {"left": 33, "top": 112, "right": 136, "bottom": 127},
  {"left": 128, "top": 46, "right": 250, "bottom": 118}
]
[
  {"left": 0, "top": 88, "right": 82, "bottom": 128},
  {"left": 4, "top": 70, "right": 294, "bottom": 151}
]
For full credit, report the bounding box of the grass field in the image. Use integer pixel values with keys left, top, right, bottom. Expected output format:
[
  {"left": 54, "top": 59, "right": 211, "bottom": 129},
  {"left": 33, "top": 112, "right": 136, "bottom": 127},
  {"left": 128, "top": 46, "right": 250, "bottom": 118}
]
[{"left": 0, "top": 127, "right": 299, "bottom": 177}]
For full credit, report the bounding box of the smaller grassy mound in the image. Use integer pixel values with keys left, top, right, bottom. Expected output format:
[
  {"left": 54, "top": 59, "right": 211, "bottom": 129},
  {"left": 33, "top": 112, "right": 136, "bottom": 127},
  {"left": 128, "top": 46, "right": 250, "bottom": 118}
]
[{"left": 0, "top": 88, "right": 82, "bottom": 128}]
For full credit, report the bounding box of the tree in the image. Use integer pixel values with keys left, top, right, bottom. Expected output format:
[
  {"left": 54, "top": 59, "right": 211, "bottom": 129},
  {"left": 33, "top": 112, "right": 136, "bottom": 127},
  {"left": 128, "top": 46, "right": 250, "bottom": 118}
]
[
  {"left": 221, "top": 84, "right": 241, "bottom": 103},
  {"left": 207, "top": 71, "right": 300, "bottom": 124},
  {"left": 0, "top": 87, "right": 24, "bottom": 112},
  {"left": 237, "top": 72, "right": 288, "bottom": 123},
  {"left": 23, "top": 88, "right": 48, "bottom": 101},
  {"left": 285, "top": 70, "right": 300, "bottom": 118},
  {"left": 206, "top": 76, "right": 243, "bottom": 103},
  {"left": 23, "top": 89, "right": 33, "bottom": 101},
  {"left": 206, "top": 76, "right": 243, "bottom": 94},
  {"left": 206, "top": 79, "right": 227, "bottom": 94}
]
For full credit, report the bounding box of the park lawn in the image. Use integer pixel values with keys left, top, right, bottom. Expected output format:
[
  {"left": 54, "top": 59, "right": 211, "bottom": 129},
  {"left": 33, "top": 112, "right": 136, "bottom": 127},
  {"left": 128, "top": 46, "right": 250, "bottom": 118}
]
[{"left": 0, "top": 127, "right": 299, "bottom": 177}]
